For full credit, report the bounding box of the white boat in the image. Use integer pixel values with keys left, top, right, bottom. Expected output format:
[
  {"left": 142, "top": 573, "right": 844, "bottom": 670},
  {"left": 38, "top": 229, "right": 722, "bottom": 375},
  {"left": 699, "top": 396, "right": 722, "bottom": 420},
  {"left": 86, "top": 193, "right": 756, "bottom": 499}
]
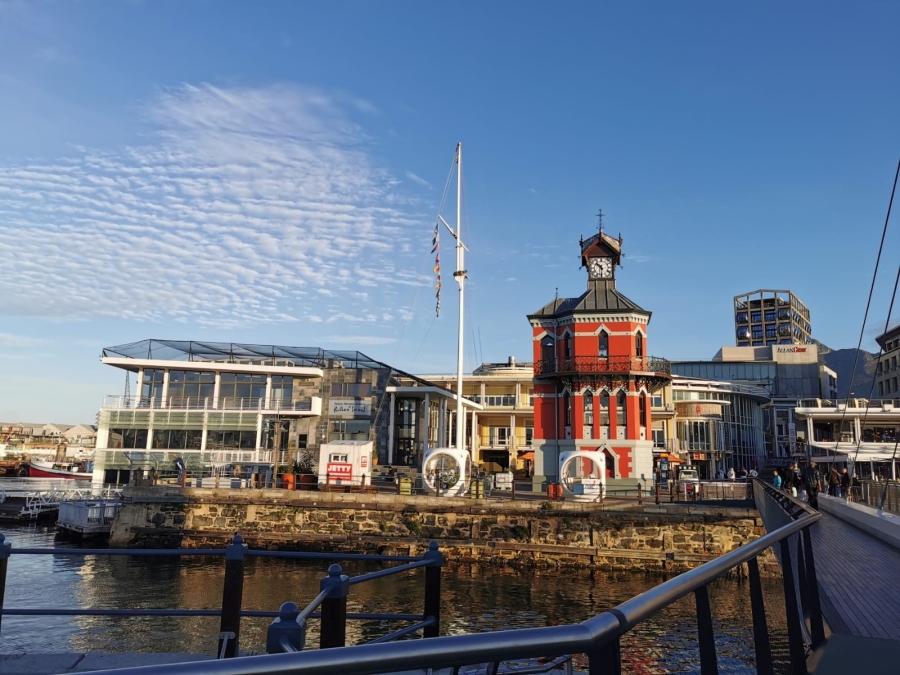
[{"left": 422, "top": 143, "right": 475, "bottom": 497}]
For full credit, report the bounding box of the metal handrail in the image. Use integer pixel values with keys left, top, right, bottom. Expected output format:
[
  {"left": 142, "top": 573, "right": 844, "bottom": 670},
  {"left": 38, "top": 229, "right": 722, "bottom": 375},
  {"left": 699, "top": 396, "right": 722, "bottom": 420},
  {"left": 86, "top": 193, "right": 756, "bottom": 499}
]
[
  {"left": 78, "top": 509, "right": 820, "bottom": 675},
  {"left": 534, "top": 355, "right": 671, "bottom": 377}
]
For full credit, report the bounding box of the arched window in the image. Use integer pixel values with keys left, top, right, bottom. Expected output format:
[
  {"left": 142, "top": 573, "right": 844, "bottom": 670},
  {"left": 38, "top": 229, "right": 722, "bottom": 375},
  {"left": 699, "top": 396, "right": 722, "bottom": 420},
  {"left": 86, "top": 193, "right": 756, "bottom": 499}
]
[
  {"left": 583, "top": 391, "right": 593, "bottom": 425},
  {"left": 639, "top": 393, "right": 647, "bottom": 426},
  {"left": 563, "top": 392, "right": 571, "bottom": 426},
  {"left": 598, "top": 331, "right": 609, "bottom": 358},
  {"left": 541, "top": 335, "right": 555, "bottom": 366},
  {"left": 600, "top": 392, "right": 610, "bottom": 426},
  {"left": 616, "top": 391, "right": 627, "bottom": 430},
  {"left": 635, "top": 333, "right": 644, "bottom": 357}
]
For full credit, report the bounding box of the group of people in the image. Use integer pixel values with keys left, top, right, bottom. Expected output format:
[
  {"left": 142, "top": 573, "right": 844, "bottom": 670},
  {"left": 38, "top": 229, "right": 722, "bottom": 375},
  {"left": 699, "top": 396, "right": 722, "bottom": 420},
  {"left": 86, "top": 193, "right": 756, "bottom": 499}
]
[
  {"left": 772, "top": 462, "right": 852, "bottom": 509},
  {"left": 715, "top": 466, "right": 758, "bottom": 481}
]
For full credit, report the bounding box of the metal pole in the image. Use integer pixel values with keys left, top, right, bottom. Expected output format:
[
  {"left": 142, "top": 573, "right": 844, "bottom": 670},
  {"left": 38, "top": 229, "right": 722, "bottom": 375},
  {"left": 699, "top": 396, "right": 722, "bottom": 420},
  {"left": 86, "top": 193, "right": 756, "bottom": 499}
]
[
  {"left": 320, "top": 564, "right": 350, "bottom": 649},
  {"left": 587, "top": 638, "right": 621, "bottom": 675},
  {"left": 218, "top": 534, "right": 247, "bottom": 658},
  {"left": 0, "top": 533, "right": 9, "bottom": 634},
  {"left": 747, "top": 557, "right": 774, "bottom": 675},
  {"left": 694, "top": 585, "right": 718, "bottom": 675},
  {"left": 802, "top": 526, "right": 826, "bottom": 648},
  {"left": 423, "top": 542, "right": 443, "bottom": 638},
  {"left": 779, "top": 538, "right": 807, "bottom": 675}
]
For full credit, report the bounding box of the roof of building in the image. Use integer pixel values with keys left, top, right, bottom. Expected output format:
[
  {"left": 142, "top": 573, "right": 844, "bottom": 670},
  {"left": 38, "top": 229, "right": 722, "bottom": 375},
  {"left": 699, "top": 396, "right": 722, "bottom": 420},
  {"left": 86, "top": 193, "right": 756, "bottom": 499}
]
[
  {"left": 529, "top": 285, "right": 648, "bottom": 318},
  {"left": 102, "top": 339, "right": 436, "bottom": 386}
]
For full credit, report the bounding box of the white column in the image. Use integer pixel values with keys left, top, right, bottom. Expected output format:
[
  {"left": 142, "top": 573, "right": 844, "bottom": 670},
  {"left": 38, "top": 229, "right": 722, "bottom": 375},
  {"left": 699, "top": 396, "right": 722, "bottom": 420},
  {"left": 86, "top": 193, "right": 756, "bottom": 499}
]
[
  {"left": 265, "top": 375, "right": 273, "bottom": 409},
  {"left": 438, "top": 398, "right": 446, "bottom": 447},
  {"left": 510, "top": 413, "right": 517, "bottom": 452},
  {"left": 387, "top": 392, "right": 396, "bottom": 464},
  {"left": 213, "top": 373, "right": 221, "bottom": 409},
  {"left": 255, "top": 413, "right": 263, "bottom": 462},
  {"left": 471, "top": 410, "right": 478, "bottom": 459},
  {"left": 854, "top": 416, "right": 862, "bottom": 444},
  {"left": 201, "top": 426, "right": 208, "bottom": 452},
  {"left": 423, "top": 393, "right": 431, "bottom": 454},
  {"left": 146, "top": 416, "right": 154, "bottom": 450},
  {"left": 135, "top": 369, "right": 143, "bottom": 408},
  {"left": 161, "top": 370, "right": 170, "bottom": 409}
]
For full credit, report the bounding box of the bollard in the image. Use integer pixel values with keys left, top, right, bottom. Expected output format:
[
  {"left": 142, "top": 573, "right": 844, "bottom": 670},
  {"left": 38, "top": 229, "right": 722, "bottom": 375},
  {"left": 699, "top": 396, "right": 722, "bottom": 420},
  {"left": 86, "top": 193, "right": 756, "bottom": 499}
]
[
  {"left": 637, "top": 483, "right": 643, "bottom": 506},
  {"left": 422, "top": 541, "right": 443, "bottom": 638},
  {"left": 0, "top": 533, "right": 9, "bottom": 633},
  {"left": 266, "top": 602, "right": 306, "bottom": 653},
  {"left": 511, "top": 480, "right": 516, "bottom": 501},
  {"left": 217, "top": 534, "right": 247, "bottom": 658},
  {"left": 655, "top": 484, "right": 660, "bottom": 505},
  {"left": 319, "top": 564, "right": 350, "bottom": 649}
]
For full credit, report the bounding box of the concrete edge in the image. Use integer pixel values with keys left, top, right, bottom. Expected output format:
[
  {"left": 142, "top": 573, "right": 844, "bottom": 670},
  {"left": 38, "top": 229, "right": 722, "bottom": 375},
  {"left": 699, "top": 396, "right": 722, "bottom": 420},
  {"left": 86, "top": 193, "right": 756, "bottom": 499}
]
[{"left": 818, "top": 495, "right": 900, "bottom": 551}]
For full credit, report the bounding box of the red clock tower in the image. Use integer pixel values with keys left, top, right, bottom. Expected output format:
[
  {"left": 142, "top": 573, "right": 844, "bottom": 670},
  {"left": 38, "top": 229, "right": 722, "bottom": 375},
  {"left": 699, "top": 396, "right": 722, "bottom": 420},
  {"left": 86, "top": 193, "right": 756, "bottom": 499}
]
[{"left": 527, "top": 225, "right": 671, "bottom": 489}]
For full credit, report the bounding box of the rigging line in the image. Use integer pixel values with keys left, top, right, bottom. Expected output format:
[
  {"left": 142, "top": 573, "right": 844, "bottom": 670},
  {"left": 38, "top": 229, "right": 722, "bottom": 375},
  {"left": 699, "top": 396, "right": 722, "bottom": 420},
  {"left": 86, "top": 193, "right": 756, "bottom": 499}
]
[
  {"left": 845, "top": 158, "right": 900, "bottom": 475},
  {"left": 389, "top": 153, "right": 459, "bottom": 369},
  {"left": 478, "top": 326, "right": 484, "bottom": 368},
  {"left": 408, "top": 314, "right": 438, "bottom": 370}
]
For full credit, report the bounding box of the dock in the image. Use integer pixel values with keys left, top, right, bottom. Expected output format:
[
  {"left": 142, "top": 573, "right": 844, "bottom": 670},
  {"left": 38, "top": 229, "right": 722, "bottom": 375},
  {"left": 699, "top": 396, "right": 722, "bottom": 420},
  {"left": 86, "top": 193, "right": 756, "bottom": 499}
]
[
  {"left": 56, "top": 499, "right": 122, "bottom": 538},
  {"left": 0, "top": 480, "right": 120, "bottom": 522}
]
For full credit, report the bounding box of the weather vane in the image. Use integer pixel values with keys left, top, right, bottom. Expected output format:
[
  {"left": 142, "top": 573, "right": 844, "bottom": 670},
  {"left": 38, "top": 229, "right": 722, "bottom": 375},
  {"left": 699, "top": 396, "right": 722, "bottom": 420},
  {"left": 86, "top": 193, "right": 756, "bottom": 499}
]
[{"left": 596, "top": 208, "right": 604, "bottom": 234}]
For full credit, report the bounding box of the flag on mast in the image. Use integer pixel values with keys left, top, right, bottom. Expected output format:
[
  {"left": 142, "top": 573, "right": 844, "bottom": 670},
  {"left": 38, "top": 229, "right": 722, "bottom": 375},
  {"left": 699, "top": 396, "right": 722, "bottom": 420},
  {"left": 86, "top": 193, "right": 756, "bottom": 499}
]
[{"left": 432, "top": 221, "right": 441, "bottom": 316}]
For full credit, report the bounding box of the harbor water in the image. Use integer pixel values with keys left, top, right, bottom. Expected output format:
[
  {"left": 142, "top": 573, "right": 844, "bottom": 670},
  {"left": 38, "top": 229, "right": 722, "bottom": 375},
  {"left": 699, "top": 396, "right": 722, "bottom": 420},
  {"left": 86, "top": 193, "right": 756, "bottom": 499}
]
[{"left": 1, "top": 524, "right": 791, "bottom": 673}]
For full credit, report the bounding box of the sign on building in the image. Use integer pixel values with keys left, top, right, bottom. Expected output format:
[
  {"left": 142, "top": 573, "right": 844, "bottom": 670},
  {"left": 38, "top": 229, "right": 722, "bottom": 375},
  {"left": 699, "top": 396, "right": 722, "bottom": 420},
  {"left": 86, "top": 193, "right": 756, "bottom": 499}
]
[{"left": 329, "top": 399, "right": 372, "bottom": 416}]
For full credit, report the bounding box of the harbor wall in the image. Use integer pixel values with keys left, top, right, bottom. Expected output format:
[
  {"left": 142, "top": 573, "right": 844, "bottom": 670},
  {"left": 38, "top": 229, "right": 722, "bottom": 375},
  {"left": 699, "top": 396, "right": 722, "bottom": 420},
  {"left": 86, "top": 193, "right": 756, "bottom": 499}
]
[{"left": 110, "top": 487, "right": 777, "bottom": 574}]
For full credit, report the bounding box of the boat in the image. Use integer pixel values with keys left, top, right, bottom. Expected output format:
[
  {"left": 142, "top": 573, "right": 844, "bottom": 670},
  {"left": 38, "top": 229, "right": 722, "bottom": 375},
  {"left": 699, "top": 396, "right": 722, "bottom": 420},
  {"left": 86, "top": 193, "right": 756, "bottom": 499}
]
[
  {"left": 422, "top": 143, "right": 476, "bottom": 497},
  {"left": 27, "top": 461, "right": 93, "bottom": 479}
]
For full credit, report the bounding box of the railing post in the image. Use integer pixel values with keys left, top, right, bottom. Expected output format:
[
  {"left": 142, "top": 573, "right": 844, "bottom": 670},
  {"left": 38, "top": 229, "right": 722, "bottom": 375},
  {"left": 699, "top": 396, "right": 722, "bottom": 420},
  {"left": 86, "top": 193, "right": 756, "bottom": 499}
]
[
  {"left": 266, "top": 602, "right": 306, "bottom": 654},
  {"left": 320, "top": 564, "right": 350, "bottom": 649},
  {"left": 747, "top": 557, "right": 774, "bottom": 675},
  {"left": 802, "top": 526, "right": 826, "bottom": 648},
  {"left": 694, "top": 585, "right": 718, "bottom": 675},
  {"left": 423, "top": 541, "right": 443, "bottom": 638},
  {"left": 795, "top": 534, "right": 809, "bottom": 616},
  {"left": 779, "top": 537, "right": 807, "bottom": 675},
  {"left": 0, "top": 533, "right": 10, "bottom": 634},
  {"left": 587, "top": 638, "right": 621, "bottom": 675},
  {"left": 218, "top": 534, "right": 247, "bottom": 658}
]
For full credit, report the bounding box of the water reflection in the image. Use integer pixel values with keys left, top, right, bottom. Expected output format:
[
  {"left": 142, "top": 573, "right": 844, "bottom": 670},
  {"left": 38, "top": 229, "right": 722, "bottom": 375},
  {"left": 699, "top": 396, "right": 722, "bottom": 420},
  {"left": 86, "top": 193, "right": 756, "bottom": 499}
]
[{"left": 2, "top": 524, "right": 790, "bottom": 674}]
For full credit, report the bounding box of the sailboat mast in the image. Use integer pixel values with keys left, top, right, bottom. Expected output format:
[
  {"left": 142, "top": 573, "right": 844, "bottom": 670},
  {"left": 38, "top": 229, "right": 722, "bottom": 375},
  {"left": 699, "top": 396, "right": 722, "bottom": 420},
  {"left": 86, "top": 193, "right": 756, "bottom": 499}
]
[{"left": 454, "top": 142, "right": 466, "bottom": 453}]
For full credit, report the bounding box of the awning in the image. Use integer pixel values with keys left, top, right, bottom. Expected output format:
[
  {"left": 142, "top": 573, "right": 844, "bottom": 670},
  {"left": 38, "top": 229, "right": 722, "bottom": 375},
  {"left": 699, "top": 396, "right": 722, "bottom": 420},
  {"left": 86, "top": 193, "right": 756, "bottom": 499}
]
[
  {"left": 658, "top": 453, "right": 685, "bottom": 464},
  {"left": 518, "top": 451, "right": 534, "bottom": 461}
]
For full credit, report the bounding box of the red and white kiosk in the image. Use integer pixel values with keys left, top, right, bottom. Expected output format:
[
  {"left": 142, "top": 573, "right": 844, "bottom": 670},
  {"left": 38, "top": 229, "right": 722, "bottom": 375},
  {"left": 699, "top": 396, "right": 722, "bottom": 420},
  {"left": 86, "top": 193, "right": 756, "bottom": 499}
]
[{"left": 317, "top": 440, "right": 373, "bottom": 487}]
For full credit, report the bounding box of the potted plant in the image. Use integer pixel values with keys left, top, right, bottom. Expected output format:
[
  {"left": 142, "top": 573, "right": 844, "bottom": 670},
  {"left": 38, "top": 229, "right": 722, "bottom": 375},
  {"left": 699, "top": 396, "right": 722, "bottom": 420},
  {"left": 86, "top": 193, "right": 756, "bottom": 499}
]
[
  {"left": 277, "top": 464, "right": 295, "bottom": 490},
  {"left": 294, "top": 449, "right": 318, "bottom": 491}
]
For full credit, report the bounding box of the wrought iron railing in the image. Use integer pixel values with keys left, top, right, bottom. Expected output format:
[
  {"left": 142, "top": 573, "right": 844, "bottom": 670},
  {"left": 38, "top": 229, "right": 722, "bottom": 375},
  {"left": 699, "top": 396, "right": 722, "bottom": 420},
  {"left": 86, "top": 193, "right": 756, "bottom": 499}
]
[
  {"left": 28, "top": 481, "right": 826, "bottom": 675},
  {"left": 0, "top": 534, "right": 442, "bottom": 657},
  {"left": 533, "top": 355, "right": 671, "bottom": 377}
]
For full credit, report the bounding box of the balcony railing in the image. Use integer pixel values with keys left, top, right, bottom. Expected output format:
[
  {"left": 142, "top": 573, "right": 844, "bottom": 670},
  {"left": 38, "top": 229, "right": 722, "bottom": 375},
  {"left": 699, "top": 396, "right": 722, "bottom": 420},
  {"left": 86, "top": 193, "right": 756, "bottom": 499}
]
[
  {"left": 101, "top": 396, "right": 323, "bottom": 414},
  {"left": 534, "top": 355, "right": 671, "bottom": 377}
]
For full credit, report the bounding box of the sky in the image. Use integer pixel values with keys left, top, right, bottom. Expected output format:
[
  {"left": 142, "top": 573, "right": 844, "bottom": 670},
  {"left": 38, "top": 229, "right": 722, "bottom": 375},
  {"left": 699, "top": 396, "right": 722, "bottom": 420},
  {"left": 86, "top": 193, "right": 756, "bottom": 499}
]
[{"left": 1, "top": 1, "right": 899, "bottom": 423}]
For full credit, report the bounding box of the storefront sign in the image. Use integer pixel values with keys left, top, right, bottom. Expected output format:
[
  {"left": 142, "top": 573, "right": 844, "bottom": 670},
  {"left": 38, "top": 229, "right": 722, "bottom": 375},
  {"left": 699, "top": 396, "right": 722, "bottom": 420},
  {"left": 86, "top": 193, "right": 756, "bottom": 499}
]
[
  {"left": 326, "top": 462, "right": 352, "bottom": 480},
  {"left": 329, "top": 399, "right": 372, "bottom": 416}
]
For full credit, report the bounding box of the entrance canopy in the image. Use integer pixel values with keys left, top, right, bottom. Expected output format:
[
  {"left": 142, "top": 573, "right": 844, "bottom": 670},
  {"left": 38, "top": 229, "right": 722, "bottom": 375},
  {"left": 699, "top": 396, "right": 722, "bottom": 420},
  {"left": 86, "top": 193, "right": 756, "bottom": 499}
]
[{"left": 809, "top": 442, "right": 900, "bottom": 463}]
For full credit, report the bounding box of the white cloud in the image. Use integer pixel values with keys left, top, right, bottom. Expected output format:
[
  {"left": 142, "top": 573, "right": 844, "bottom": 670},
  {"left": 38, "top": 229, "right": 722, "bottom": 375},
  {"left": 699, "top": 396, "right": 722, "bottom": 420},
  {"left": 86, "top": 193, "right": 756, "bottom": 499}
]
[
  {"left": 406, "top": 172, "right": 433, "bottom": 189},
  {"left": 0, "top": 83, "right": 433, "bottom": 330},
  {"left": 0, "top": 333, "right": 44, "bottom": 348},
  {"left": 322, "top": 335, "right": 396, "bottom": 346}
]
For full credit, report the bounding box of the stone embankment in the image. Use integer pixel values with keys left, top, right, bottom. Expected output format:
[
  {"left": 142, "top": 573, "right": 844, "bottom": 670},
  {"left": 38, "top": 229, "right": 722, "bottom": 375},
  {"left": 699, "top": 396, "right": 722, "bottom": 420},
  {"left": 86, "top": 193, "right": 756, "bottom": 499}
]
[{"left": 110, "top": 487, "right": 776, "bottom": 574}]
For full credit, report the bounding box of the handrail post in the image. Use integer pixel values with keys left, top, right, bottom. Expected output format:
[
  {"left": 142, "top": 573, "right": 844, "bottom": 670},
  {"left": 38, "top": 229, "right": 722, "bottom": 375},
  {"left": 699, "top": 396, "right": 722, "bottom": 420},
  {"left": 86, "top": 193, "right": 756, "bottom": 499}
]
[
  {"left": 747, "top": 557, "right": 774, "bottom": 675},
  {"left": 266, "top": 602, "right": 305, "bottom": 654},
  {"left": 320, "top": 564, "right": 350, "bottom": 649},
  {"left": 779, "top": 537, "right": 807, "bottom": 675},
  {"left": 588, "top": 638, "right": 621, "bottom": 675},
  {"left": 694, "top": 585, "right": 718, "bottom": 675},
  {"left": 218, "top": 534, "right": 247, "bottom": 658},
  {"left": 423, "top": 541, "right": 443, "bottom": 638},
  {"left": 0, "top": 533, "right": 10, "bottom": 634},
  {"left": 802, "top": 526, "right": 826, "bottom": 648}
]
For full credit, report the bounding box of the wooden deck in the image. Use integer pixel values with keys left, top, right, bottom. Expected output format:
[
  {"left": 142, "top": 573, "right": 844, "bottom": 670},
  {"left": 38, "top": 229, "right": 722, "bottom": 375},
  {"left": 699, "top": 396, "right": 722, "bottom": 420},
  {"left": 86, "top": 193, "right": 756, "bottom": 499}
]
[{"left": 811, "top": 511, "right": 900, "bottom": 640}]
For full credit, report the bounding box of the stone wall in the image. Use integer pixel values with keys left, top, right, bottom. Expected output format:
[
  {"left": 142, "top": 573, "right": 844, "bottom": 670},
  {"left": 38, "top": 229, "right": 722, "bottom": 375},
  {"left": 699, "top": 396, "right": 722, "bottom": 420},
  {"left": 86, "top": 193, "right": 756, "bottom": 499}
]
[{"left": 110, "top": 487, "right": 777, "bottom": 574}]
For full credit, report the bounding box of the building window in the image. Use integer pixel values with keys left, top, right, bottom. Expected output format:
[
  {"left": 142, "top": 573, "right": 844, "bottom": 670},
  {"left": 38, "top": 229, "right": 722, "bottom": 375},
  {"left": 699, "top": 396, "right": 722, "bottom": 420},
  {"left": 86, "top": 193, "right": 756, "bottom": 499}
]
[
  {"left": 541, "top": 336, "right": 555, "bottom": 365},
  {"left": 107, "top": 428, "right": 148, "bottom": 449},
  {"left": 635, "top": 334, "right": 644, "bottom": 357},
  {"left": 525, "top": 427, "right": 534, "bottom": 446},
  {"left": 219, "top": 373, "right": 267, "bottom": 404},
  {"left": 600, "top": 393, "right": 610, "bottom": 426},
  {"left": 639, "top": 393, "right": 647, "bottom": 426},
  {"left": 489, "top": 427, "right": 510, "bottom": 446},
  {"left": 765, "top": 326, "right": 777, "bottom": 339},
  {"left": 330, "top": 420, "right": 370, "bottom": 440},
  {"left": 765, "top": 310, "right": 776, "bottom": 322},
  {"left": 652, "top": 428, "right": 666, "bottom": 448},
  {"left": 598, "top": 331, "right": 609, "bottom": 358},
  {"left": 583, "top": 391, "right": 594, "bottom": 425},
  {"left": 652, "top": 395, "right": 663, "bottom": 407},
  {"left": 331, "top": 382, "right": 372, "bottom": 397},
  {"left": 563, "top": 392, "right": 571, "bottom": 426},
  {"left": 166, "top": 370, "right": 216, "bottom": 404},
  {"left": 751, "top": 311, "right": 762, "bottom": 323},
  {"left": 616, "top": 391, "right": 627, "bottom": 429},
  {"left": 141, "top": 369, "right": 165, "bottom": 402},
  {"left": 206, "top": 430, "right": 256, "bottom": 449},
  {"left": 564, "top": 336, "right": 573, "bottom": 361},
  {"left": 271, "top": 376, "right": 293, "bottom": 405}
]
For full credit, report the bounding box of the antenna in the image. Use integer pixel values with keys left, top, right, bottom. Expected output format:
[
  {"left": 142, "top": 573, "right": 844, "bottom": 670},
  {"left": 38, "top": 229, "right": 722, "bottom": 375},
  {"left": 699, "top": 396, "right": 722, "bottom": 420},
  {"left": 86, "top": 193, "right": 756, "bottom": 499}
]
[{"left": 124, "top": 371, "right": 131, "bottom": 402}]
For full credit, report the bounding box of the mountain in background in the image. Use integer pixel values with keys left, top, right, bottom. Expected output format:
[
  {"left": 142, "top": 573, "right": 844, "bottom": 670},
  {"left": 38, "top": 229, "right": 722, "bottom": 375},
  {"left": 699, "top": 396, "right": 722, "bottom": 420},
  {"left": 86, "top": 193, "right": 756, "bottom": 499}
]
[{"left": 816, "top": 342, "right": 878, "bottom": 399}]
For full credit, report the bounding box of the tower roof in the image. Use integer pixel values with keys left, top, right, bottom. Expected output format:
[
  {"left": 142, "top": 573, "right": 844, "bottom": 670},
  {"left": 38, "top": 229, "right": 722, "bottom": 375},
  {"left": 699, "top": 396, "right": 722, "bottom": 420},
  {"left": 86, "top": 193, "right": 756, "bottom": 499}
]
[{"left": 529, "top": 285, "right": 648, "bottom": 318}]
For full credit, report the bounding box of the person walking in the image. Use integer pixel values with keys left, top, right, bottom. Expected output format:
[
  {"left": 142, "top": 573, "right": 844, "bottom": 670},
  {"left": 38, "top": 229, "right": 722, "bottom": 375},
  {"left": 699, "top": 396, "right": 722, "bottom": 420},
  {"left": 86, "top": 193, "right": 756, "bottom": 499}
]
[
  {"left": 828, "top": 466, "right": 841, "bottom": 496},
  {"left": 789, "top": 463, "right": 800, "bottom": 498},
  {"left": 727, "top": 466, "right": 736, "bottom": 481},
  {"left": 840, "top": 468, "right": 851, "bottom": 500},
  {"left": 174, "top": 456, "right": 186, "bottom": 486},
  {"left": 773, "top": 470, "right": 783, "bottom": 490},
  {"left": 802, "top": 461, "right": 823, "bottom": 509}
]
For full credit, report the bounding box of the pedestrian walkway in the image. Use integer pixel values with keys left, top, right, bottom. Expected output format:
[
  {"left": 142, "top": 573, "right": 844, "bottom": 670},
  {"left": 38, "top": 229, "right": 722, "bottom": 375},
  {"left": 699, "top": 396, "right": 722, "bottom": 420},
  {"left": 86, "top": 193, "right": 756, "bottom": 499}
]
[{"left": 810, "top": 510, "right": 900, "bottom": 640}]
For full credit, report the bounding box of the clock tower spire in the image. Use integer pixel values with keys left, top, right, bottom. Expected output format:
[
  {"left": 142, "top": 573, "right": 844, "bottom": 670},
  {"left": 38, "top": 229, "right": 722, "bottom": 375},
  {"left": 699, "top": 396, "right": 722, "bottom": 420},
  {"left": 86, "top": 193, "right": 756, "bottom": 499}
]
[{"left": 580, "top": 210, "right": 623, "bottom": 291}]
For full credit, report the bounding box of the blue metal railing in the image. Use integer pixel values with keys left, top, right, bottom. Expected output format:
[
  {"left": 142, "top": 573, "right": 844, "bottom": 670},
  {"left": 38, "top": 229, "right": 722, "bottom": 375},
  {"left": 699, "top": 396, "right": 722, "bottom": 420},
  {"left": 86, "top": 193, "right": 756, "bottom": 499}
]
[
  {"left": 0, "top": 533, "right": 443, "bottom": 657},
  {"left": 0, "top": 484, "right": 827, "bottom": 675}
]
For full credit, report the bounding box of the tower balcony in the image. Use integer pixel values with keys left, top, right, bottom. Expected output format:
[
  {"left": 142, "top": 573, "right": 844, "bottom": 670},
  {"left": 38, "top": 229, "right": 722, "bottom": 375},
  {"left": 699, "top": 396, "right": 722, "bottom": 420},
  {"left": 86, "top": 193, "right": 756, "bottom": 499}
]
[{"left": 534, "top": 355, "right": 671, "bottom": 378}]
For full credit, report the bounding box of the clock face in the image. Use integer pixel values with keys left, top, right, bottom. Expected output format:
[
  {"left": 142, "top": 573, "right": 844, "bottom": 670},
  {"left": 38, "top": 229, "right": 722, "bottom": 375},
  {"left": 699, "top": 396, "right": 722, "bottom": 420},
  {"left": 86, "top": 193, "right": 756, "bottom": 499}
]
[{"left": 589, "top": 257, "right": 613, "bottom": 279}]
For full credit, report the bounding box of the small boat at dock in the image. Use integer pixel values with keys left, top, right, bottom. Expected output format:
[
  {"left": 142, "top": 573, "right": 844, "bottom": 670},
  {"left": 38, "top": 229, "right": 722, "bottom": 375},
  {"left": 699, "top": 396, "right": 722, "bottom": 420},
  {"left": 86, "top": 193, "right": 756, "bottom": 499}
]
[{"left": 27, "top": 461, "right": 93, "bottom": 479}]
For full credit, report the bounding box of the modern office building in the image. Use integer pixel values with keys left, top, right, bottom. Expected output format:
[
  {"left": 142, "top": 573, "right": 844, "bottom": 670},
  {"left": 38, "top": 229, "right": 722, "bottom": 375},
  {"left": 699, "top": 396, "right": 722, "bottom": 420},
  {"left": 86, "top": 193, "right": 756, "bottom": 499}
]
[
  {"left": 875, "top": 324, "right": 900, "bottom": 402},
  {"left": 93, "top": 340, "right": 476, "bottom": 483},
  {"left": 527, "top": 228, "right": 671, "bottom": 489},
  {"left": 671, "top": 344, "right": 838, "bottom": 466},
  {"left": 734, "top": 289, "right": 813, "bottom": 347}
]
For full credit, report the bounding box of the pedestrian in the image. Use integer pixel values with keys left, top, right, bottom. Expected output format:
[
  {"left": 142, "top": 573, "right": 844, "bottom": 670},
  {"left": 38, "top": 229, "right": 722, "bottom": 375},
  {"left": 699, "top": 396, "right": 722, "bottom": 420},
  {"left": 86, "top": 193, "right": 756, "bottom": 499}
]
[
  {"left": 739, "top": 467, "right": 748, "bottom": 480},
  {"left": 727, "top": 466, "right": 736, "bottom": 481},
  {"left": 773, "top": 470, "right": 782, "bottom": 490},
  {"left": 717, "top": 467, "right": 725, "bottom": 480},
  {"left": 789, "top": 463, "right": 800, "bottom": 498},
  {"left": 828, "top": 466, "right": 840, "bottom": 496},
  {"left": 840, "top": 468, "right": 851, "bottom": 500},
  {"left": 802, "top": 461, "right": 823, "bottom": 509},
  {"left": 174, "top": 456, "right": 186, "bottom": 485}
]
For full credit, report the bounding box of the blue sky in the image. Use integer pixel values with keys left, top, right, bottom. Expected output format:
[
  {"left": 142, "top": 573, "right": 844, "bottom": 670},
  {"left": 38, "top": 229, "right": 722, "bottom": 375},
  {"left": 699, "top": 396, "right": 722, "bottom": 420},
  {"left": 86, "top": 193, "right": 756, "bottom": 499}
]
[{"left": 1, "top": 1, "right": 899, "bottom": 423}]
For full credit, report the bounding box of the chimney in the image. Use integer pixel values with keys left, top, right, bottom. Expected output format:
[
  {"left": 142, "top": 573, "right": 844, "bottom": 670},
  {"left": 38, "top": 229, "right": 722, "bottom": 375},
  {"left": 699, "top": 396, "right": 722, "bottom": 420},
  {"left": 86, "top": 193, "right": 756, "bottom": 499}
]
[{"left": 508, "top": 356, "right": 516, "bottom": 367}]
